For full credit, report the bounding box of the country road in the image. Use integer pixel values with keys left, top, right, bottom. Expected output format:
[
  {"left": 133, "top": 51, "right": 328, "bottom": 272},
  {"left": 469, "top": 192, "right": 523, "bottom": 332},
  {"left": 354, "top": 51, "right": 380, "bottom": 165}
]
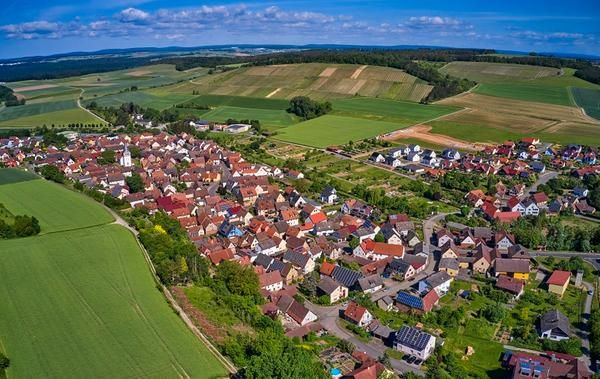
[{"left": 77, "top": 88, "right": 109, "bottom": 125}]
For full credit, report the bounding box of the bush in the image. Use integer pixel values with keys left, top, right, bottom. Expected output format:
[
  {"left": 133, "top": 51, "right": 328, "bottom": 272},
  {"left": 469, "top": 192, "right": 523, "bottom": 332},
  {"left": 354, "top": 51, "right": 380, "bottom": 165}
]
[{"left": 0, "top": 352, "right": 9, "bottom": 369}]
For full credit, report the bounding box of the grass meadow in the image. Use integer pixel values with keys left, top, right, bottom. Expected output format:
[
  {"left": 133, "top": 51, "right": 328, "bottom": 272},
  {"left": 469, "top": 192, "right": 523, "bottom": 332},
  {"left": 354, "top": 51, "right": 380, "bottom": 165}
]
[
  {"left": 274, "top": 115, "right": 408, "bottom": 147},
  {"left": 203, "top": 106, "right": 297, "bottom": 127},
  {"left": 572, "top": 87, "right": 600, "bottom": 120},
  {"left": 0, "top": 172, "right": 227, "bottom": 378}
]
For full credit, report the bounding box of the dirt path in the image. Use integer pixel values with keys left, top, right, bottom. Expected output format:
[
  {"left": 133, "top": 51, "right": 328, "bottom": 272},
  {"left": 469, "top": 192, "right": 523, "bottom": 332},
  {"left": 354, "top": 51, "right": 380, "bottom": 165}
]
[
  {"left": 383, "top": 124, "right": 484, "bottom": 151},
  {"left": 77, "top": 89, "right": 109, "bottom": 125},
  {"left": 265, "top": 87, "right": 281, "bottom": 98}
]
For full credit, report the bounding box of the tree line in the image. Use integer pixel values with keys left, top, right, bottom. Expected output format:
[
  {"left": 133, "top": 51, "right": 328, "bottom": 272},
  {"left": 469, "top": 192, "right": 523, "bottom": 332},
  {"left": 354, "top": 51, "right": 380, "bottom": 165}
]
[{"left": 0, "top": 85, "right": 26, "bottom": 107}]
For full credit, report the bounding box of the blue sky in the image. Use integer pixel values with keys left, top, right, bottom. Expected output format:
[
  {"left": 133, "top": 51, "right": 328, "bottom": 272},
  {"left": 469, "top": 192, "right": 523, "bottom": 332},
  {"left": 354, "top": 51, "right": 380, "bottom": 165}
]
[{"left": 0, "top": 0, "right": 598, "bottom": 59}]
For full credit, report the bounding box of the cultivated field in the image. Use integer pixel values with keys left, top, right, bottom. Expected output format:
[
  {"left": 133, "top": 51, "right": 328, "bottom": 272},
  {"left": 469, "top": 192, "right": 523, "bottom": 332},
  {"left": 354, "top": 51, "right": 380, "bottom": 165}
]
[
  {"left": 2, "top": 65, "right": 207, "bottom": 127},
  {"left": 0, "top": 173, "right": 227, "bottom": 378},
  {"left": 439, "top": 61, "right": 560, "bottom": 83},
  {"left": 186, "top": 63, "right": 433, "bottom": 102},
  {"left": 274, "top": 115, "right": 409, "bottom": 147},
  {"left": 202, "top": 106, "right": 297, "bottom": 127},
  {"left": 433, "top": 92, "right": 600, "bottom": 145},
  {"left": 331, "top": 97, "right": 460, "bottom": 124},
  {"left": 572, "top": 87, "right": 600, "bottom": 120},
  {"left": 0, "top": 178, "right": 113, "bottom": 232}
]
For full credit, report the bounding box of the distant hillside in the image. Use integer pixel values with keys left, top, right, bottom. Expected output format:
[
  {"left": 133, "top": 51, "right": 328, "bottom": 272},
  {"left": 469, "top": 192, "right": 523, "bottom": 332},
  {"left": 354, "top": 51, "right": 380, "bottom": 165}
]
[{"left": 187, "top": 63, "right": 433, "bottom": 102}]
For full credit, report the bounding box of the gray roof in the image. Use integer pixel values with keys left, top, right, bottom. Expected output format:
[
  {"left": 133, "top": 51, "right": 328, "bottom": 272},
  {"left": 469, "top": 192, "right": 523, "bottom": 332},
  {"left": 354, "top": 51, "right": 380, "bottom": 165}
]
[
  {"left": 540, "top": 309, "right": 571, "bottom": 336},
  {"left": 318, "top": 276, "right": 343, "bottom": 294},
  {"left": 283, "top": 250, "right": 311, "bottom": 268},
  {"left": 254, "top": 253, "right": 273, "bottom": 269},
  {"left": 439, "top": 258, "right": 459, "bottom": 271},
  {"left": 357, "top": 274, "right": 384, "bottom": 291},
  {"left": 394, "top": 326, "right": 433, "bottom": 352},
  {"left": 424, "top": 271, "right": 452, "bottom": 289}
]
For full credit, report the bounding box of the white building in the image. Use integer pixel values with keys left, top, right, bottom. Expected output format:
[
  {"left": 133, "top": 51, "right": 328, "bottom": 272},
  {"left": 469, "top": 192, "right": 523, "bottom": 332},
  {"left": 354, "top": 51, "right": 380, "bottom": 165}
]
[{"left": 394, "top": 326, "right": 436, "bottom": 360}]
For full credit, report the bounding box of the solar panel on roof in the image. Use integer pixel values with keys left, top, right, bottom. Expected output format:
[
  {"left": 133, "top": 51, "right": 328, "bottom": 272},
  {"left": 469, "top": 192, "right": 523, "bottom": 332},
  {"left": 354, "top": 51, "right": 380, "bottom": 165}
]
[{"left": 396, "top": 292, "right": 423, "bottom": 310}]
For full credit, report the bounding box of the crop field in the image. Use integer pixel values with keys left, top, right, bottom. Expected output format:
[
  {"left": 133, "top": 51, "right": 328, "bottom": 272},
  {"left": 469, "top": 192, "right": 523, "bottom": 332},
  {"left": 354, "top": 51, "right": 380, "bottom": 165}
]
[
  {"left": 274, "top": 115, "right": 408, "bottom": 147},
  {"left": 572, "top": 87, "right": 600, "bottom": 120},
  {"left": 187, "top": 63, "right": 433, "bottom": 102},
  {"left": 0, "top": 168, "right": 38, "bottom": 185},
  {"left": 331, "top": 97, "right": 460, "bottom": 124},
  {"left": 182, "top": 94, "right": 290, "bottom": 110},
  {"left": 0, "top": 174, "right": 227, "bottom": 378},
  {"left": 0, "top": 178, "right": 113, "bottom": 232},
  {"left": 2, "top": 65, "right": 208, "bottom": 127},
  {"left": 439, "top": 61, "right": 560, "bottom": 83},
  {"left": 433, "top": 92, "right": 600, "bottom": 144},
  {"left": 202, "top": 106, "right": 297, "bottom": 127}
]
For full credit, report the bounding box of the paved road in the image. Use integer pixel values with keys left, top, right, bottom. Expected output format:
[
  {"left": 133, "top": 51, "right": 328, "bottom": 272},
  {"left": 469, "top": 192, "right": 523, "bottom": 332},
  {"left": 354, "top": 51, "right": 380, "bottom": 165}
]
[
  {"left": 305, "top": 302, "right": 423, "bottom": 375},
  {"left": 523, "top": 170, "right": 559, "bottom": 198}
]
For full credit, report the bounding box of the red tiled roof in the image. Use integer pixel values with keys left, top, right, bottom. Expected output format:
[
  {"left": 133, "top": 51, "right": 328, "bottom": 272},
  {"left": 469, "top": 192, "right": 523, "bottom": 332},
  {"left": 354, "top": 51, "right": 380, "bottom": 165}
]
[
  {"left": 344, "top": 301, "right": 367, "bottom": 323},
  {"left": 320, "top": 261, "right": 335, "bottom": 276},
  {"left": 547, "top": 270, "right": 571, "bottom": 286}
]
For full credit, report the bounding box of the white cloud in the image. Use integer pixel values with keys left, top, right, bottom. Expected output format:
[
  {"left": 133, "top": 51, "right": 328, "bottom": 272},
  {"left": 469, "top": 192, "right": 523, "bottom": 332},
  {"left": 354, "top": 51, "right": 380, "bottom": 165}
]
[{"left": 119, "top": 7, "right": 150, "bottom": 23}]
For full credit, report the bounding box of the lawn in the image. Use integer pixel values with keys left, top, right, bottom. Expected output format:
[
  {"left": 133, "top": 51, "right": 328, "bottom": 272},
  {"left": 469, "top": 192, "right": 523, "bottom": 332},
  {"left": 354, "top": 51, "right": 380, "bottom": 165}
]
[
  {"left": 0, "top": 224, "right": 227, "bottom": 378},
  {"left": 331, "top": 97, "right": 460, "bottom": 124},
  {"left": 274, "top": 115, "right": 408, "bottom": 147},
  {"left": 0, "top": 178, "right": 113, "bottom": 233},
  {"left": 572, "top": 87, "right": 600, "bottom": 120},
  {"left": 202, "top": 106, "right": 297, "bottom": 127}
]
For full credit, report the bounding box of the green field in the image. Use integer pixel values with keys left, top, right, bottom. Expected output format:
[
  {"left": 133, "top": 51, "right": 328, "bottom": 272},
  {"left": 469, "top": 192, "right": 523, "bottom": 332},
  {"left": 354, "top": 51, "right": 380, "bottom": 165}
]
[
  {"left": 439, "top": 61, "right": 561, "bottom": 83},
  {"left": 202, "top": 106, "right": 297, "bottom": 127},
  {"left": 331, "top": 97, "right": 460, "bottom": 124},
  {"left": 572, "top": 87, "right": 600, "bottom": 120},
  {"left": 0, "top": 179, "right": 113, "bottom": 232},
  {"left": 2, "top": 65, "right": 207, "bottom": 127},
  {"left": 0, "top": 168, "right": 38, "bottom": 185},
  {"left": 473, "top": 69, "right": 600, "bottom": 106},
  {"left": 183, "top": 94, "right": 290, "bottom": 110},
  {"left": 0, "top": 175, "right": 227, "bottom": 378},
  {"left": 274, "top": 115, "right": 408, "bottom": 147}
]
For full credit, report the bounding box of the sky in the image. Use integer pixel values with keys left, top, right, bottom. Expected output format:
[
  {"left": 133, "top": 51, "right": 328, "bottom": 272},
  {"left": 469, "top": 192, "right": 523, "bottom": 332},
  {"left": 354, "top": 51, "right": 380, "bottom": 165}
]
[{"left": 0, "top": 0, "right": 598, "bottom": 59}]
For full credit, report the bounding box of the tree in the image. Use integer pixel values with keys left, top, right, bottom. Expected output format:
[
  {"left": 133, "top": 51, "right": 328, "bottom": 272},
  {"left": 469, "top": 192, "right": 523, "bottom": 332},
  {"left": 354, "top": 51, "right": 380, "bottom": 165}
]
[
  {"left": 336, "top": 339, "right": 355, "bottom": 354},
  {"left": 40, "top": 164, "right": 65, "bottom": 183},
  {"left": 0, "top": 352, "right": 9, "bottom": 370},
  {"left": 286, "top": 96, "right": 332, "bottom": 120},
  {"left": 215, "top": 260, "right": 260, "bottom": 299},
  {"left": 374, "top": 233, "right": 385, "bottom": 243},
  {"left": 125, "top": 173, "right": 144, "bottom": 193},
  {"left": 479, "top": 303, "right": 506, "bottom": 323},
  {"left": 98, "top": 150, "right": 116, "bottom": 165}
]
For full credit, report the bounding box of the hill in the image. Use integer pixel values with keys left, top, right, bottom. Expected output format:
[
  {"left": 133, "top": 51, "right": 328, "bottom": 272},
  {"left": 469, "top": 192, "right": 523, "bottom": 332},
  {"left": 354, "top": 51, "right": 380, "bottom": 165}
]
[
  {"left": 0, "top": 172, "right": 228, "bottom": 378},
  {"left": 185, "top": 63, "right": 433, "bottom": 102}
]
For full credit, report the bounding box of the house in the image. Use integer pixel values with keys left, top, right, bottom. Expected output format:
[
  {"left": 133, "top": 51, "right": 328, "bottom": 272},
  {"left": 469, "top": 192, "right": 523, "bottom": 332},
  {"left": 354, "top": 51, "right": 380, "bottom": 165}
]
[
  {"left": 357, "top": 274, "right": 384, "bottom": 294},
  {"left": 406, "top": 152, "right": 421, "bottom": 162},
  {"left": 393, "top": 325, "right": 436, "bottom": 360},
  {"left": 539, "top": 309, "right": 571, "bottom": 341},
  {"left": 369, "top": 152, "right": 385, "bottom": 163},
  {"left": 472, "top": 244, "right": 492, "bottom": 274},
  {"left": 546, "top": 270, "right": 571, "bottom": 297},
  {"left": 276, "top": 295, "right": 317, "bottom": 326},
  {"left": 438, "top": 258, "right": 460, "bottom": 277},
  {"left": 418, "top": 271, "right": 453, "bottom": 297},
  {"left": 442, "top": 148, "right": 460, "bottom": 161},
  {"left": 259, "top": 270, "right": 284, "bottom": 292},
  {"left": 384, "top": 259, "right": 415, "bottom": 281},
  {"left": 395, "top": 290, "right": 439, "bottom": 314},
  {"left": 495, "top": 232, "right": 516, "bottom": 251},
  {"left": 377, "top": 296, "right": 394, "bottom": 311},
  {"left": 343, "top": 301, "right": 373, "bottom": 327},
  {"left": 330, "top": 265, "right": 363, "bottom": 289},
  {"left": 283, "top": 250, "right": 315, "bottom": 274},
  {"left": 353, "top": 239, "right": 405, "bottom": 261},
  {"left": 385, "top": 155, "right": 403, "bottom": 168},
  {"left": 317, "top": 276, "right": 348, "bottom": 304},
  {"left": 495, "top": 275, "right": 525, "bottom": 300},
  {"left": 502, "top": 350, "right": 592, "bottom": 379},
  {"left": 320, "top": 186, "right": 338, "bottom": 204},
  {"left": 573, "top": 187, "right": 589, "bottom": 198},
  {"left": 494, "top": 258, "right": 530, "bottom": 280}
]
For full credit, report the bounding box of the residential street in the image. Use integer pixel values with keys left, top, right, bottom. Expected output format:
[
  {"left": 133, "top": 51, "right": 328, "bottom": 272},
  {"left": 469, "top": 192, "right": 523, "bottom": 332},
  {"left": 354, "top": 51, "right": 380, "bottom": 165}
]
[
  {"left": 305, "top": 212, "right": 450, "bottom": 375},
  {"left": 523, "top": 170, "right": 559, "bottom": 198}
]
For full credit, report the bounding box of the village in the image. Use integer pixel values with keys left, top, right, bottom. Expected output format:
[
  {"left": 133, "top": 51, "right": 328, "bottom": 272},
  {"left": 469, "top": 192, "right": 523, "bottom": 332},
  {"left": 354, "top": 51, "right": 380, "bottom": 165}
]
[{"left": 0, "top": 129, "right": 599, "bottom": 379}]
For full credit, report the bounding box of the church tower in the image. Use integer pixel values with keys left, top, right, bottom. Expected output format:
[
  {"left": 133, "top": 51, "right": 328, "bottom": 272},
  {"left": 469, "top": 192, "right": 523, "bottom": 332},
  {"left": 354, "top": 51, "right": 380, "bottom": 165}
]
[{"left": 120, "top": 145, "right": 132, "bottom": 167}]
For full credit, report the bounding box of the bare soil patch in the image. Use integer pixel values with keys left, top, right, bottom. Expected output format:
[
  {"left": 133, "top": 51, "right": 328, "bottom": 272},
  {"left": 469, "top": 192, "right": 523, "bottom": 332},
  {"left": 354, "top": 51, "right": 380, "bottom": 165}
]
[
  {"left": 384, "top": 124, "right": 485, "bottom": 151},
  {"left": 126, "top": 70, "right": 152, "bottom": 77},
  {"left": 266, "top": 87, "right": 282, "bottom": 98},
  {"left": 171, "top": 286, "right": 226, "bottom": 343},
  {"left": 319, "top": 67, "right": 338, "bottom": 77},
  {"left": 350, "top": 65, "right": 368, "bottom": 79},
  {"left": 12, "top": 84, "right": 57, "bottom": 92}
]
